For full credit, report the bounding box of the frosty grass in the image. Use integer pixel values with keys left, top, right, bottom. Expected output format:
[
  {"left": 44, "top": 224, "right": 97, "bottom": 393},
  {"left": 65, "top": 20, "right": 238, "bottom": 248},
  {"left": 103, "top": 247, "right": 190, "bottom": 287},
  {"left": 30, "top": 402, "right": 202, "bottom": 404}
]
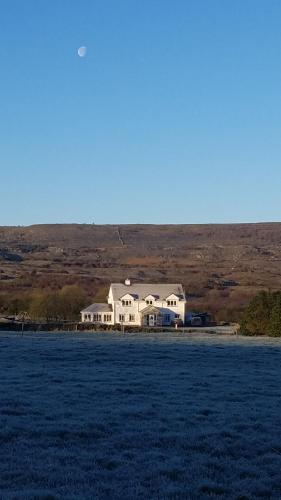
[{"left": 1, "top": 331, "right": 281, "bottom": 499}]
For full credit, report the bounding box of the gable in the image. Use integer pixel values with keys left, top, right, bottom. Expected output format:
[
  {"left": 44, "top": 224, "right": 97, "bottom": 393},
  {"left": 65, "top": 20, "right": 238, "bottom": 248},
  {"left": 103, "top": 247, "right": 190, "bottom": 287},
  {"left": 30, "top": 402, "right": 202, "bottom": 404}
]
[
  {"left": 165, "top": 293, "right": 180, "bottom": 301},
  {"left": 119, "top": 293, "right": 137, "bottom": 301},
  {"left": 144, "top": 294, "right": 158, "bottom": 301}
]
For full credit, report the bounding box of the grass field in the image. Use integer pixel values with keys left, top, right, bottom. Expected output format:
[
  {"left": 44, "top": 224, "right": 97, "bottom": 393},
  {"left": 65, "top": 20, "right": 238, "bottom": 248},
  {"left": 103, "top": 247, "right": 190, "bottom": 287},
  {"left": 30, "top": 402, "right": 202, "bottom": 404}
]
[{"left": 1, "top": 331, "right": 281, "bottom": 499}]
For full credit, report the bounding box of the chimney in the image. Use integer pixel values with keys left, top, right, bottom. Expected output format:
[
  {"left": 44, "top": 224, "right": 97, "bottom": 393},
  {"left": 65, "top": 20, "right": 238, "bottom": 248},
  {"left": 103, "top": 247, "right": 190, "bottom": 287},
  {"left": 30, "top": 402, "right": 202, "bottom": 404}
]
[{"left": 125, "top": 278, "right": 131, "bottom": 286}]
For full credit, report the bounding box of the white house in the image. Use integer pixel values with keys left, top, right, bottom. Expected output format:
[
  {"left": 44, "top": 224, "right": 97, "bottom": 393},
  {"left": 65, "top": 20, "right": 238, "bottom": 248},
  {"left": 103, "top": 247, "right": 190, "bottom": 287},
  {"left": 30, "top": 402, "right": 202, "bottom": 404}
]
[{"left": 81, "top": 280, "right": 186, "bottom": 327}]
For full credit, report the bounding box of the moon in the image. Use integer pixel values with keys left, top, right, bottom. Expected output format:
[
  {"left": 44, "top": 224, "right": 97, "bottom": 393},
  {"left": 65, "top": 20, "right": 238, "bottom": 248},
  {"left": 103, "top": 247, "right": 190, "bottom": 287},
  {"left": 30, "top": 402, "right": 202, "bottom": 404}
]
[{"left": 78, "top": 46, "right": 87, "bottom": 58}]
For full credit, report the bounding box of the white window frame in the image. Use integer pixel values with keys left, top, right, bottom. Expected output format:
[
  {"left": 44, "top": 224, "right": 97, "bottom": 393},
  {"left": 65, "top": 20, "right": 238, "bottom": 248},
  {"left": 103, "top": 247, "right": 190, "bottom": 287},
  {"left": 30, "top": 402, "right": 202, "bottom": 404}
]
[
  {"left": 122, "top": 300, "right": 132, "bottom": 307},
  {"left": 167, "top": 300, "right": 177, "bottom": 307}
]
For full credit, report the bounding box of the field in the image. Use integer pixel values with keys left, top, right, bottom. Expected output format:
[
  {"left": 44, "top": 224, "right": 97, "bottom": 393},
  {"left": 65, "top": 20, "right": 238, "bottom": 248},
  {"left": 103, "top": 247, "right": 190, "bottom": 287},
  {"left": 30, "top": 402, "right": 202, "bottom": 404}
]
[{"left": 1, "top": 332, "right": 281, "bottom": 499}]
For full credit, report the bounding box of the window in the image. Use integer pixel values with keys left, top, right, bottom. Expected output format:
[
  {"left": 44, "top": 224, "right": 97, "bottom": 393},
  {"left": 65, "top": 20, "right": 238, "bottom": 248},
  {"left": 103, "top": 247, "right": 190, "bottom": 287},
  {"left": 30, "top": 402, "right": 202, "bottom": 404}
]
[
  {"left": 167, "top": 300, "right": 177, "bottom": 307},
  {"left": 93, "top": 314, "right": 102, "bottom": 322},
  {"left": 175, "top": 314, "right": 180, "bottom": 319},
  {"left": 119, "top": 314, "right": 125, "bottom": 322},
  {"left": 129, "top": 314, "right": 135, "bottom": 322},
  {"left": 84, "top": 314, "right": 91, "bottom": 322},
  {"left": 146, "top": 300, "right": 153, "bottom": 305},
  {"left": 122, "top": 300, "right": 132, "bottom": 306},
  {"left": 164, "top": 314, "right": 171, "bottom": 323},
  {"left": 104, "top": 314, "right": 112, "bottom": 322}
]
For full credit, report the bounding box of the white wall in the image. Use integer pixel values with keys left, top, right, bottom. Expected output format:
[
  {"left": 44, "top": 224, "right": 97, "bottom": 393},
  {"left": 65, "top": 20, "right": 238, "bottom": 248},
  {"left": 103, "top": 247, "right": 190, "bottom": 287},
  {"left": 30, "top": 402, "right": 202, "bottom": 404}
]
[
  {"left": 114, "top": 301, "right": 141, "bottom": 325},
  {"left": 114, "top": 298, "right": 186, "bottom": 326},
  {"left": 83, "top": 285, "right": 186, "bottom": 326},
  {"left": 81, "top": 312, "right": 114, "bottom": 325}
]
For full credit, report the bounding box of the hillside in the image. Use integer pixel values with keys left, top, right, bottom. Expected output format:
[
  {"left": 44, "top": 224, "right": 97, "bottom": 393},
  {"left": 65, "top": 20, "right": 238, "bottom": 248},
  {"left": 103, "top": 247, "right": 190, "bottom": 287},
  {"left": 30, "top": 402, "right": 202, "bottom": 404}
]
[{"left": 1, "top": 223, "right": 281, "bottom": 320}]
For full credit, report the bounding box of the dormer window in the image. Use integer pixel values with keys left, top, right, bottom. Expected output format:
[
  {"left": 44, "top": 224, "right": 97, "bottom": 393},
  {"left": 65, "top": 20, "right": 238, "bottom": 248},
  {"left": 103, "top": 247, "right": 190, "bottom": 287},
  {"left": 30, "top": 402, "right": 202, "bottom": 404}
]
[
  {"left": 144, "top": 294, "right": 157, "bottom": 305},
  {"left": 167, "top": 300, "right": 177, "bottom": 307},
  {"left": 122, "top": 300, "right": 132, "bottom": 306}
]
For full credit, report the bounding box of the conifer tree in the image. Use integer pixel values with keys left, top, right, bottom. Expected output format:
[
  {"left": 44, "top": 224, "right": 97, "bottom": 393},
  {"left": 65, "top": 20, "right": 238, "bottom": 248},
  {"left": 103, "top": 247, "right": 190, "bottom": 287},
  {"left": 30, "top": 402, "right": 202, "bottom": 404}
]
[{"left": 268, "top": 296, "right": 281, "bottom": 337}]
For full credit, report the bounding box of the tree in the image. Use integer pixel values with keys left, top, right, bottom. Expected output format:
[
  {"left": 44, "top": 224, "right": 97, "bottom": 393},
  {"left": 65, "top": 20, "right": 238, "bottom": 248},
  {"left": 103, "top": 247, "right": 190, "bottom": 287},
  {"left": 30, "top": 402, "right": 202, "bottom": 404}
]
[
  {"left": 6, "top": 294, "right": 32, "bottom": 315},
  {"left": 28, "top": 286, "right": 87, "bottom": 322},
  {"left": 58, "top": 285, "right": 87, "bottom": 320},
  {"left": 268, "top": 296, "right": 281, "bottom": 337},
  {"left": 29, "top": 292, "right": 59, "bottom": 321},
  {"left": 240, "top": 291, "right": 273, "bottom": 335}
]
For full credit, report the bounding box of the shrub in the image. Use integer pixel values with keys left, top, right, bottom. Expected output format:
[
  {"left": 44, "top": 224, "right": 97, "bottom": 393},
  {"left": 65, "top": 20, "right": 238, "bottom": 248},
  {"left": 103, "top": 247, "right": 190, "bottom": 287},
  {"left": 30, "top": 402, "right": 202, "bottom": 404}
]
[
  {"left": 240, "top": 290, "right": 281, "bottom": 336},
  {"left": 268, "top": 295, "right": 281, "bottom": 337}
]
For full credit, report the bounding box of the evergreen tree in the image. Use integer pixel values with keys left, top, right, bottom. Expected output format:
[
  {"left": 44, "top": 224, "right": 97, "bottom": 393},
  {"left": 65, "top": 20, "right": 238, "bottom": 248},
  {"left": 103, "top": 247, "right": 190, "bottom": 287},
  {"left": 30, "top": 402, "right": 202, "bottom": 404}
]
[
  {"left": 268, "top": 296, "right": 281, "bottom": 337},
  {"left": 240, "top": 291, "right": 273, "bottom": 335}
]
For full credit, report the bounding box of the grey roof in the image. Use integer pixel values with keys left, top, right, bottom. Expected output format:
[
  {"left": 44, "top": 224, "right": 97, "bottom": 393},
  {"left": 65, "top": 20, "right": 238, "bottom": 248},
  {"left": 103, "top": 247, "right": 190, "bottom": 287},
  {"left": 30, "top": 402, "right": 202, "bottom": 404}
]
[
  {"left": 81, "top": 303, "right": 112, "bottom": 314},
  {"left": 110, "top": 283, "right": 185, "bottom": 301},
  {"left": 140, "top": 305, "right": 162, "bottom": 315}
]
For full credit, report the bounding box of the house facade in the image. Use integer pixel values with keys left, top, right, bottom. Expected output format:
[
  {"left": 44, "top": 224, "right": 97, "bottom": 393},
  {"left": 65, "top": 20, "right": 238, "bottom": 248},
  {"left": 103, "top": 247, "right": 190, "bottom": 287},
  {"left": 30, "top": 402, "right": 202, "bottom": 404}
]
[{"left": 81, "top": 280, "right": 186, "bottom": 327}]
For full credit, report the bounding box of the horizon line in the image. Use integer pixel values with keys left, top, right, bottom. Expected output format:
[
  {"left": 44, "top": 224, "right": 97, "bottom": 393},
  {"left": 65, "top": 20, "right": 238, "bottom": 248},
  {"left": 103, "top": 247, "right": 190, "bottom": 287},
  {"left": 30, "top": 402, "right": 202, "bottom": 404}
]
[{"left": 1, "top": 221, "right": 281, "bottom": 227}]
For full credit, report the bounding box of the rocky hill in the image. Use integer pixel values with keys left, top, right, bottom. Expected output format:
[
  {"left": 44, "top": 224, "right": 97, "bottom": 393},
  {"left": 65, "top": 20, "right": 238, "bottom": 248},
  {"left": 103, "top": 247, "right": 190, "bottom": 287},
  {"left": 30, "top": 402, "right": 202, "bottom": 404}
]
[{"left": 1, "top": 223, "right": 281, "bottom": 320}]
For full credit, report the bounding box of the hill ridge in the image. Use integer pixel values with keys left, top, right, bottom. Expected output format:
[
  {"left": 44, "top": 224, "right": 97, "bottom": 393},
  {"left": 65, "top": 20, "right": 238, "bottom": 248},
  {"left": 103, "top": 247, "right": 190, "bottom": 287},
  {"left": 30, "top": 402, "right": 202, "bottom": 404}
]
[{"left": 1, "top": 223, "right": 281, "bottom": 320}]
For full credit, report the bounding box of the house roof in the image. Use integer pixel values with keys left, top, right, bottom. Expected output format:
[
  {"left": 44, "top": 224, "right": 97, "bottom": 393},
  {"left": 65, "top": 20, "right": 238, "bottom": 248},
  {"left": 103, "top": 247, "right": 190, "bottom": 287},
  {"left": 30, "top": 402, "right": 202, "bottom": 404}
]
[
  {"left": 81, "top": 303, "right": 112, "bottom": 314},
  {"left": 110, "top": 283, "right": 185, "bottom": 301},
  {"left": 140, "top": 305, "right": 162, "bottom": 315},
  {"left": 119, "top": 293, "right": 139, "bottom": 300}
]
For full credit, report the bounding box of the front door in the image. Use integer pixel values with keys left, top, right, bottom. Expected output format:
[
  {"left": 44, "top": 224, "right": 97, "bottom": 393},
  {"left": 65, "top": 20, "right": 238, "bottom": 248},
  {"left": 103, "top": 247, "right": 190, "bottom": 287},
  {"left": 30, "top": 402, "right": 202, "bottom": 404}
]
[{"left": 148, "top": 314, "right": 155, "bottom": 326}]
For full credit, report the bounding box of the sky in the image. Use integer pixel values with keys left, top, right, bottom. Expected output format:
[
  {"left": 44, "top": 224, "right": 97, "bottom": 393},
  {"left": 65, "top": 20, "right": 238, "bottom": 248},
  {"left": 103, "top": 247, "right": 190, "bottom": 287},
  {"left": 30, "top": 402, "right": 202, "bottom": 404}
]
[{"left": 1, "top": 0, "right": 281, "bottom": 225}]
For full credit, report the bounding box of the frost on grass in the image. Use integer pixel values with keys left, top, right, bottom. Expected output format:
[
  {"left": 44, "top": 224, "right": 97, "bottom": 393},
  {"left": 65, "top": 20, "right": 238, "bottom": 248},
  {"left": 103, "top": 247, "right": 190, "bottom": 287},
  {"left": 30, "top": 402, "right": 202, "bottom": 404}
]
[{"left": 1, "top": 331, "right": 281, "bottom": 499}]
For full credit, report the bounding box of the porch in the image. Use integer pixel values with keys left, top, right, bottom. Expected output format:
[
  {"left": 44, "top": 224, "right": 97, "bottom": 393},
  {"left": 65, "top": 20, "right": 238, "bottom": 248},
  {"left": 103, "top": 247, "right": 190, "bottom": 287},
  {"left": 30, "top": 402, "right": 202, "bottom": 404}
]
[{"left": 140, "top": 305, "right": 163, "bottom": 327}]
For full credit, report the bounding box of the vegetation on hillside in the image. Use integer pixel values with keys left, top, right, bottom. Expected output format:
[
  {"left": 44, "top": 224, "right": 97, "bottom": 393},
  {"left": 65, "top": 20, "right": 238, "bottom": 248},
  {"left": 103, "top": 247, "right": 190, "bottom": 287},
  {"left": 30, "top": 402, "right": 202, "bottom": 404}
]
[
  {"left": 1, "top": 223, "right": 281, "bottom": 322},
  {"left": 0, "top": 285, "right": 87, "bottom": 322},
  {"left": 240, "top": 290, "right": 281, "bottom": 336}
]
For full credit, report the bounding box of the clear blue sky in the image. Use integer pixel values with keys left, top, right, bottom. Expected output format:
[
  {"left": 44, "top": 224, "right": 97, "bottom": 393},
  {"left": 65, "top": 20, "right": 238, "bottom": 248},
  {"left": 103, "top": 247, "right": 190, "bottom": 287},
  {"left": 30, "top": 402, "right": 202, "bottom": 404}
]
[{"left": 1, "top": 0, "right": 281, "bottom": 225}]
